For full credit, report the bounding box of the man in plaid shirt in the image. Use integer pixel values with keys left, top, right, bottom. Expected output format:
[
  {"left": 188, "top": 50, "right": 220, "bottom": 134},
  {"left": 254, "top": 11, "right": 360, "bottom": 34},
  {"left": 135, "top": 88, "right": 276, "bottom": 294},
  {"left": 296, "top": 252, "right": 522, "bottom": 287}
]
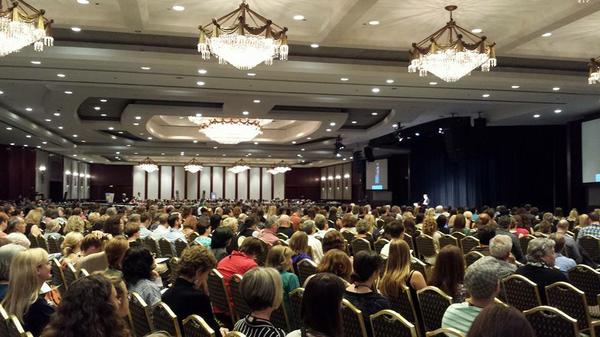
[{"left": 577, "top": 213, "right": 600, "bottom": 241}]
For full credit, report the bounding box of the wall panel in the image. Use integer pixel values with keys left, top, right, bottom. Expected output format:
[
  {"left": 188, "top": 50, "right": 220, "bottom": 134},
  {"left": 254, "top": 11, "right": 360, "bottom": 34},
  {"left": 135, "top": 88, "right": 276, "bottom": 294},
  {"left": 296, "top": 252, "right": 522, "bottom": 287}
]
[
  {"left": 132, "top": 166, "right": 145, "bottom": 200},
  {"left": 173, "top": 166, "right": 185, "bottom": 200},
  {"left": 147, "top": 170, "right": 159, "bottom": 200},
  {"left": 225, "top": 170, "right": 236, "bottom": 200},
  {"left": 212, "top": 166, "right": 223, "bottom": 199},
  {"left": 238, "top": 171, "right": 248, "bottom": 200},
  {"left": 187, "top": 171, "right": 199, "bottom": 200},
  {"left": 249, "top": 168, "right": 260, "bottom": 200},
  {"left": 160, "top": 166, "right": 172, "bottom": 200},
  {"left": 262, "top": 169, "right": 272, "bottom": 200},
  {"left": 274, "top": 174, "right": 285, "bottom": 199}
]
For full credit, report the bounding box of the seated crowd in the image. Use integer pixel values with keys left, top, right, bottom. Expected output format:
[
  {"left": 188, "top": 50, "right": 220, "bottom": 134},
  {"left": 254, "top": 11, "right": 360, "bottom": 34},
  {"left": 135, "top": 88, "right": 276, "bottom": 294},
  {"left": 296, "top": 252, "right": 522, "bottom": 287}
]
[{"left": 0, "top": 199, "right": 597, "bottom": 337}]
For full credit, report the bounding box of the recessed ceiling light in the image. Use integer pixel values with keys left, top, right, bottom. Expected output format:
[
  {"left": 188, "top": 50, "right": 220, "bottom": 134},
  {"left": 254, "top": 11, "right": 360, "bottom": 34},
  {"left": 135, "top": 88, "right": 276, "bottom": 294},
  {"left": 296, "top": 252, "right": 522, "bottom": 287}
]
[
  {"left": 198, "top": 69, "right": 207, "bottom": 74},
  {"left": 310, "top": 43, "right": 319, "bottom": 48},
  {"left": 340, "top": 77, "right": 349, "bottom": 81},
  {"left": 293, "top": 15, "right": 305, "bottom": 21},
  {"left": 542, "top": 32, "right": 552, "bottom": 37},
  {"left": 482, "top": 93, "right": 490, "bottom": 98},
  {"left": 368, "top": 20, "right": 380, "bottom": 26},
  {"left": 554, "top": 109, "right": 562, "bottom": 113},
  {"left": 30, "top": 60, "right": 41, "bottom": 65},
  {"left": 254, "top": 141, "right": 258, "bottom": 145},
  {"left": 392, "top": 123, "right": 398, "bottom": 128},
  {"left": 242, "top": 111, "right": 249, "bottom": 115},
  {"left": 195, "top": 113, "right": 202, "bottom": 117},
  {"left": 147, "top": 137, "right": 153, "bottom": 140},
  {"left": 301, "top": 148, "right": 305, "bottom": 151},
  {"left": 94, "top": 106, "right": 101, "bottom": 111},
  {"left": 25, "top": 107, "right": 33, "bottom": 112},
  {"left": 64, "top": 91, "right": 73, "bottom": 95},
  {"left": 329, "top": 122, "right": 336, "bottom": 126},
  {"left": 415, "top": 132, "right": 420, "bottom": 136},
  {"left": 44, "top": 119, "right": 51, "bottom": 122},
  {"left": 72, "top": 134, "right": 78, "bottom": 138},
  {"left": 115, "top": 151, "right": 120, "bottom": 155},
  {"left": 196, "top": 81, "right": 205, "bottom": 86},
  {"left": 71, "top": 27, "right": 82, "bottom": 32},
  {"left": 172, "top": 5, "right": 185, "bottom": 11},
  {"left": 108, "top": 127, "right": 114, "bottom": 130},
  {"left": 53, "top": 112, "right": 60, "bottom": 116},
  {"left": 253, "top": 99, "right": 261, "bottom": 103},
  {"left": 386, "top": 79, "right": 394, "bottom": 84},
  {"left": 118, "top": 131, "right": 123, "bottom": 134},
  {"left": 533, "top": 114, "right": 541, "bottom": 118},
  {"left": 5, "top": 127, "right": 11, "bottom": 130},
  {"left": 9, "top": 143, "right": 14, "bottom": 146},
  {"left": 101, "top": 113, "right": 107, "bottom": 117},
  {"left": 57, "top": 73, "right": 66, "bottom": 78},
  {"left": 133, "top": 122, "right": 139, "bottom": 126},
  {"left": 292, "top": 141, "right": 297, "bottom": 144},
  {"left": 100, "top": 99, "right": 107, "bottom": 102},
  {"left": 429, "top": 81, "right": 438, "bottom": 86},
  {"left": 213, "top": 146, "right": 218, "bottom": 149},
  {"left": 0, "top": 90, "right": 3, "bottom": 95},
  {"left": 552, "top": 87, "right": 560, "bottom": 91},
  {"left": 58, "top": 126, "right": 63, "bottom": 129},
  {"left": 42, "top": 141, "right": 47, "bottom": 144},
  {"left": 111, "top": 135, "right": 117, "bottom": 139},
  {"left": 127, "top": 144, "right": 131, "bottom": 147},
  {"left": 351, "top": 121, "right": 357, "bottom": 124},
  {"left": 325, "top": 128, "right": 332, "bottom": 132},
  {"left": 193, "top": 140, "right": 198, "bottom": 143},
  {"left": 371, "top": 112, "right": 378, "bottom": 116},
  {"left": 371, "top": 88, "right": 380, "bottom": 93},
  {"left": 23, "top": 145, "right": 28, "bottom": 147},
  {"left": 135, "top": 116, "right": 141, "bottom": 120},
  {"left": 471, "top": 28, "right": 483, "bottom": 34},
  {"left": 247, "top": 73, "right": 256, "bottom": 77},
  {"left": 140, "top": 66, "right": 151, "bottom": 70},
  {"left": 511, "top": 85, "right": 520, "bottom": 89},
  {"left": 77, "top": 0, "right": 90, "bottom": 4}
]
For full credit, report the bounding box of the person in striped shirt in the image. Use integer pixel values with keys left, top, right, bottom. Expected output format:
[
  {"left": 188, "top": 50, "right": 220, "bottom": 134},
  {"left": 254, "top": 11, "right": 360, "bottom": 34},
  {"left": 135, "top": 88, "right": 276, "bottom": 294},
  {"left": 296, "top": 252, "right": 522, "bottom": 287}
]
[{"left": 441, "top": 261, "right": 500, "bottom": 335}]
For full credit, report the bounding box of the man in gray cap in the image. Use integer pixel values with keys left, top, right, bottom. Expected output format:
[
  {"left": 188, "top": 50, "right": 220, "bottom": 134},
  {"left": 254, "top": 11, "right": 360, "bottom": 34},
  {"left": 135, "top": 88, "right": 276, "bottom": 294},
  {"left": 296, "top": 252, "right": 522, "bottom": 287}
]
[{"left": 441, "top": 260, "right": 500, "bottom": 334}]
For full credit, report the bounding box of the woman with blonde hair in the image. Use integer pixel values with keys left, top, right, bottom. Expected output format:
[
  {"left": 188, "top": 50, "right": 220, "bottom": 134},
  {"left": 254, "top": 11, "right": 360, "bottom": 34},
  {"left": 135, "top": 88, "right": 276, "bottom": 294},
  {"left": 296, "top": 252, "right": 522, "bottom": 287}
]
[
  {"left": 2, "top": 248, "right": 54, "bottom": 336},
  {"left": 64, "top": 215, "right": 85, "bottom": 234},
  {"left": 422, "top": 216, "right": 442, "bottom": 264},
  {"left": 289, "top": 231, "right": 312, "bottom": 273},
  {"left": 265, "top": 245, "right": 299, "bottom": 310},
  {"left": 60, "top": 232, "right": 84, "bottom": 267},
  {"left": 379, "top": 240, "right": 426, "bottom": 299},
  {"left": 266, "top": 205, "right": 277, "bottom": 219}
]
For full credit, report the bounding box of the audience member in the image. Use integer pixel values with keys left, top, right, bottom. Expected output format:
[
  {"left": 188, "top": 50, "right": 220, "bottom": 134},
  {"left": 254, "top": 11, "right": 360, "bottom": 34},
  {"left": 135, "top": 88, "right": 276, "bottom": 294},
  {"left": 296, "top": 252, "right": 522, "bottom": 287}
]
[
  {"left": 265, "top": 245, "right": 299, "bottom": 310},
  {"left": 122, "top": 247, "right": 162, "bottom": 306},
  {"left": 556, "top": 219, "right": 581, "bottom": 263},
  {"left": 466, "top": 304, "right": 535, "bottom": 337},
  {"left": 380, "top": 220, "right": 405, "bottom": 258},
  {"left": 211, "top": 226, "right": 234, "bottom": 261},
  {"left": 322, "top": 230, "right": 346, "bottom": 254},
  {"left": 104, "top": 236, "right": 129, "bottom": 278},
  {"left": 470, "top": 235, "right": 517, "bottom": 280},
  {"left": 0, "top": 243, "right": 25, "bottom": 300},
  {"left": 301, "top": 220, "right": 324, "bottom": 264},
  {"left": 550, "top": 234, "right": 576, "bottom": 275},
  {"left": 316, "top": 249, "right": 353, "bottom": 285},
  {"left": 289, "top": 231, "right": 312, "bottom": 272},
  {"left": 429, "top": 245, "right": 466, "bottom": 302}
]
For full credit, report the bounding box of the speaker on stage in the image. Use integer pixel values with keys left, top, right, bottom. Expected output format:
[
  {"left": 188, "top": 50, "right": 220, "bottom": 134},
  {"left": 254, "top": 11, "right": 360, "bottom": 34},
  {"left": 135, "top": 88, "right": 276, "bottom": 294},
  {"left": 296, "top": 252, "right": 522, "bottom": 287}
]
[{"left": 364, "top": 146, "right": 375, "bottom": 162}]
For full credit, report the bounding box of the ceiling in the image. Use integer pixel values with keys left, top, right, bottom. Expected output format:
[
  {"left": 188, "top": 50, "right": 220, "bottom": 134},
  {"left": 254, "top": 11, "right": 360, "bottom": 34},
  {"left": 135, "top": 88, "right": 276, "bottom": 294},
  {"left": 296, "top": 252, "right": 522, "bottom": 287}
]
[{"left": 0, "top": 0, "right": 599, "bottom": 167}]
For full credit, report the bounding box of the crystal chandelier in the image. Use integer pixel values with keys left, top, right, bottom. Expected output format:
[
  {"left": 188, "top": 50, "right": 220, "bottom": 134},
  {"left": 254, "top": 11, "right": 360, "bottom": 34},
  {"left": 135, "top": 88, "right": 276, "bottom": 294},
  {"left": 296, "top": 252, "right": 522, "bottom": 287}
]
[
  {"left": 588, "top": 57, "right": 600, "bottom": 84},
  {"left": 0, "top": 0, "right": 53, "bottom": 57},
  {"left": 408, "top": 5, "right": 496, "bottom": 83},
  {"left": 267, "top": 161, "right": 291, "bottom": 175},
  {"left": 184, "top": 158, "right": 204, "bottom": 173},
  {"left": 137, "top": 157, "right": 159, "bottom": 173},
  {"left": 228, "top": 159, "right": 251, "bottom": 174},
  {"left": 197, "top": 1, "right": 288, "bottom": 70},
  {"left": 199, "top": 118, "right": 262, "bottom": 144}
]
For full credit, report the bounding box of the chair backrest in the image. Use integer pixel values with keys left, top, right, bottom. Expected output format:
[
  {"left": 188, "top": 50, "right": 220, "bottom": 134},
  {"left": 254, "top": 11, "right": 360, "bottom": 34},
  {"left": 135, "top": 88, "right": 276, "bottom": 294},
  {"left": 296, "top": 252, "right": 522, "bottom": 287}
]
[
  {"left": 415, "top": 234, "right": 437, "bottom": 258},
  {"left": 166, "top": 257, "right": 180, "bottom": 285},
  {"left": 464, "top": 251, "right": 485, "bottom": 267},
  {"left": 159, "top": 238, "right": 175, "bottom": 258},
  {"left": 502, "top": 274, "right": 542, "bottom": 311},
  {"left": 63, "top": 262, "right": 78, "bottom": 288},
  {"left": 523, "top": 306, "right": 579, "bottom": 337},
  {"left": 425, "top": 328, "right": 465, "bottom": 337},
  {"left": 370, "top": 309, "right": 417, "bottom": 337},
  {"left": 410, "top": 257, "right": 428, "bottom": 281},
  {"left": 207, "top": 269, "right": 234, "bottom": 318},
  {"left": 225, "top": 332, "right": 246, "bottom": 337},
  {"left": 341, "top": 299, "right": 369, "bottom": 337},
  {"left": 79, "top": 268, "right": 90, "bottom": 277},
  {"left": 174, "top": 239, "right": 188, "bottom": 257},
  {"left": 276, "top": 233, "right": 289, "bottom": 241},
  {"left": 568, "top": 264, "right": 600, "bottom": 306},
  {"left": 189, "top": 232, "right": 200, "bottom": 242},
  {"left": 438, "top": 235, "right": 459, "bottom": 249},
  {"left": 36, "top": 235, "right": 48, "bottom": 252},
  {"left": 129, "top": 292, "right": 154, "bottom": 337},
  {"left": 403, "top": 233, "right": 415, "bottom": 253},
  {"left": 460, "top": 236, "right": 480, "bottom": 255},
  {"left": 0, "top": 304, "right": 10, "bottom": 337},
  {"left": 374, "top": 238, "right": 389, "bottom": 255},
  {"left": 579, "top": 235, "right": 600, "bottom": 262},
  {"left": 416, "top": 286, "right": 452, "bottom": 333},
  {"left": 270, "top": 303, "right": 290, "bottom": 332},
  {"left": 27, "top": 234, "right": 39, "bottom": 249},
  {"left": 450, "top": 231, "right": 466, "bottom": 241},
  {"left": 6, "top": 315, "right": 25, "bottom": 337},
  {"left": 519, "top": 236, "right": 534, "bottom": 255},
  {"left": 341, "top": 231, "right": 356, "bottom": 244},
  {"left": 50, "top": 258, "right": 66, "bottom": 293},
  {"left": 387, "top": 284, "right": 417, "bottom": 324},
  {"left": 46, "top": 236, "right": 61, "bottom": 254},
  {"left": 143, "top": 237, "right": 161, "bottom": 256},
  {"left": 351, "top": 238, "right": 372, "bottom": 255},
  {"left": 288, "top": 288, "right": 304, "bottom": 331},
  {"left": 545, "top": 282, "right": 591, "bottom": 332},
  {"left": 152, "top": 302, "right": 182, "bottom": 337},
  {"left": 296, "top": 259, "right": 318, "bottom": 286},
  {"left": 229, "top": 274, "right": 252, "bottom": 321},
  {"left": 182, "top": 314, "right": 216, "bottom": 337},
  {"left": 255, "top": 239, "right": 270, "bottom": 266}
]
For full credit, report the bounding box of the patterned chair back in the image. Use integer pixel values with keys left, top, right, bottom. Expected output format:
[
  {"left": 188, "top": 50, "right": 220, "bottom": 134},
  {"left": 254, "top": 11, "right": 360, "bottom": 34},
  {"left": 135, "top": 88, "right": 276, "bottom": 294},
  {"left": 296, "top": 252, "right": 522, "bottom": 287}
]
[
  {"left": 276, "top": 233, "right": 289, "bottom": 241},
  {"left": 47, "top": 236, "right": 61, "bottom": 254},
  {"left": 450, "top": 231, "right": 466, "bottom": 241},
  {"left": 288, "top": 288, "right": 304, "bottom": 331},
  {"left": 143, "top": 237, "right": 161, "bottom": 257},
  {"left": 297, "top": 259, "right": 318, "bottom": 286},
  {"left": 174, "top": 239, "right": 188, "bottom": 257},
  {"left": 341, "top": 231, "right": 356, "bottom": 244},
  {"left": 230, "top": 274, "right": 252, "bottom": 321},
  {"left": 403, "top": 233, "right": 415, "bottom": 254},
  {"left": 351, "top": 238, "right": 372, "bottom": 255},
  {"left": 415, "top": 234, "right": 437, "bottom": 259},
  {"left": 546, "top": 282, "right": 592, "bottom": 332},
  {"left": 6, "top": 315, "right": 25, "bottom": 337},
  {"left": 416, "top": 286, "right": 452, "bottom": 333},
  {"left": 370, "top": 309, "right": 417, "bottom": 337},
  {"left": 374, "top": 238, "right": 389, "bottom": 255},
  {"left": 255, "top": 240, "right": 270, "bottom": 266},
  {"left": 271, "top": 304, "right": 290, "bottom": 332},
  {"left": 438, "top": 235, "right": 459, "bottom": 249},
  {"left": 519, "top": 236, "right": 534, "bottom": 255},
  {"left": 464, "top": 251, "right": 485, "bottom": 267},
  {"left": 36, "top": 235, "right": 48, "bottom": 252},
  {"left": 183, "top": 314, "right": 216, "bottom": 337},
  {"left": 63, "top": 262, "right": 78, "bottom": 288},
  {"left": 129, "top": 292, "right": 154, "bottom": 337},
  {"left": 341, "top": 299, "right": 369, "bottom": 337},
  {"left": 523, "top": 306, "right": 579, "bottom": 337},
  {"left": 568, "top": 264, "right": 600, "bottom": 306},
  {"left": 410, "top": 257, "right": 428, "bottom": 281},
  {"left": 207, "top": 269, "right": 234, "bottom": 318},
  {"left": 166, "top": 257, "right": 180, "bottom": 285},
  {"left": 189, "top": 232, "right": 200, "bottom": 242},
  {"left": 79, "top": 268, "right": 90, "bottom": 277},
  {"left": 159, "top": 238, "right": 175, "bottom": 258},
  {"left": 502, "top": 274, "right": 542, "bottom": 311},
  {"left": 50, "top": 258, "right": 66, "bottom": 293},
  {"left": 460, "top": 237, "right": 480, "bottom": 255},
  {"left": 0, "top": 305, "right": 10, "bottom": 337},
  {"left": 152, "top": 302, "right": 182, "bottom": 337},
  {"left": 27, "top": 234, "right": 39, "bottom": 249},
  {"left": 579, "top": 236, "right": 600, "bottom": 262},
  {"left": 387, "top": 285, "right": 417, "bottom": 324}
]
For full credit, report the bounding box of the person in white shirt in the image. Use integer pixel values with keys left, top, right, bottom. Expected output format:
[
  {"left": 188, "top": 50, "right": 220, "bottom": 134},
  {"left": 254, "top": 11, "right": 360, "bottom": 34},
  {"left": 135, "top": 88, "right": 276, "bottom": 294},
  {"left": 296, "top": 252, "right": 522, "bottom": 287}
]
[
  {"left": 301, "top": 220, "right": 323, "bottom": 264},
  {"left": 165, "top": 213, "right": 187, "bottom": 243},
  {"left": 151, "top": 213, "right": 170, "bottom": 240},
  {"left": 313, "top": 214, "right": 330, "bottom": 239},
  {"left": 380, "top": 220, "right": 405, "bottom": 259}
]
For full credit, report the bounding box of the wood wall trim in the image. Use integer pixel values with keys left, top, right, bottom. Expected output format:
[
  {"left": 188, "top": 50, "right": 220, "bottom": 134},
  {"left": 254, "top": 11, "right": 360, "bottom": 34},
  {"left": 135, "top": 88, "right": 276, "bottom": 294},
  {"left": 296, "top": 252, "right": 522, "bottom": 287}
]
[
  {"left": 171, "top": 165, "right": 175, "bottom": 199},
  {"left": 157, "top": 166, "right": 161, "bottom": 199},
  {"left": 144, "top": 171, "right": 148, "bottom": 200}
]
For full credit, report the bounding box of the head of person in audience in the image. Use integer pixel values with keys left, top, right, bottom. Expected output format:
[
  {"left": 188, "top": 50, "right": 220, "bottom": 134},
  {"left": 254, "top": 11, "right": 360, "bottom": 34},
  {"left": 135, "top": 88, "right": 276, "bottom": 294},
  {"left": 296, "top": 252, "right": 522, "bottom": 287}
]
[
  {"left": 464, "top": 261, "right": 499, "bottom": 305},
  {"left": 379, "top": 240, "right": 414, "bottom": 297},
  {"left": 300, "top": 220, "right": 316, "bottom": 236},
  {"left": 102, "top": 215, "right": 123, "bottom": 237},
  {"left": 302, "top": 273, "right": 346, "bottom": 337},
  {"left": 124, "top": 222, "right": 140, "bottom": 241},
  {"left": 210, "top": 226, "right": 234, "bottom": 250},
  {"left": 526, "top": 237, "right": 556, "bottom": 267},
  {"left": 549, "top": 233, "right": 567, "bottom": 256},
  {"left": 476, "top": 226, "right": 496, "bottom": 246},
  {"left": 41, "top": 274, "right": 130, "bottom": 337},
  {"left": 240, "top": 267, "right": 283, "bottom": 319},
  {"left": 383, "top": 220, "right": 405, "bottom": 241},
  {"left": 0, "top": 244, "right": 25, "bottom": 285},
  {"left": 6, "top": 232, "right": 30, "bottom": 248},
  {"left": 222, "top": 216, "right": 239, "bottom": 233},
  {"left": 430, "top": 245, "right": 465, "bottom": 299},
  {"left": 2, "top": 248, "right": 51, "bottom": 321},
  {"left": 314, "top": 214, "right": 328, "bottom": 232},
  {"left": 317, "top": 249, "right": 352, "bottom": 284},
  {"left": 422, "top": 217, "right": 438, "bottom": 236},
  {"left": 289, "top": 231, "right": 310, "bottom": 256},
  {"left": 61, "top": 231, "right": 84, "bottom": 257},
  {"left": 590, "top": 212, "right": 600, "bottom": 225},
  {"left": 103, "top": 273, "right": 130, "bottom": 318},
  {"left": 322, "top": 230, "right": 346, "bottom": 254},
  {"left": 350, "top": 250, "right": 383, "bottom": 288},
  {"left": 80, "top": 233, "right": 105, "bottom": 256},
  {"left": 489, "top": 235, "right": 512, "bottom": 261},
  {"left": 122, "top": 247, "right": 155, "bottom": 286},
  {"left": 239, "top": 237, "right": 265, "bottom": 259},
  {"left": 0, "top": 212, "right": 8, "bottom": 234},
  {"left": 556, "top": 219, "right": 569, "bottom": 234},
  {"left": 65, "top": 215, "right": 85, "bottom": 234},
  {"left": 266, "top": 245, "right": 294, "bottom": 273},
  {"left": 466, "top": 304, "right": 535, "bottom": 337},
  {"left": 45, "top": 219, "right": 62, "bottom": 234},
  {"left": 168, "top": 213, "right": 182, "bottom": 230},
  {"left": 105, "top": 236, "right": 129, "bottom": 272},
  {"left": 6, "top": 216, "right": 25, "bottom": 234},
  {"left": 176, "top": 245, "right": 217, "bottom": 287}
]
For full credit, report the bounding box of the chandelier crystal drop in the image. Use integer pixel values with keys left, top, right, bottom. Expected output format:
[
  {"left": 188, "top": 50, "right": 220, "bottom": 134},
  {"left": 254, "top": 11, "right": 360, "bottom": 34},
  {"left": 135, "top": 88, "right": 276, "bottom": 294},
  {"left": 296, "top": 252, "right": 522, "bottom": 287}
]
[
  {"left": 184, "top": 158, "right": 204, "bottom": 173},
  {"left": 137, "top": 157, "right": 159, "bottom": 173},
  {"left": 408, "top": 5, "right": 496, "bottom": 83},
  {"left": 0, "top": 0, "right": 53, "bottom": 57},
  {"left": 199, "top": 118, "right": 262, "bottom": 144},
  {"left": 228, "top": 159, "right": 251, "bottom": 174},
  {"left": 588, "top": 57, "right": 600, "bottom": 84},
  {"left": 197, "top": 1, "right": 288, "bottom": 70}
]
